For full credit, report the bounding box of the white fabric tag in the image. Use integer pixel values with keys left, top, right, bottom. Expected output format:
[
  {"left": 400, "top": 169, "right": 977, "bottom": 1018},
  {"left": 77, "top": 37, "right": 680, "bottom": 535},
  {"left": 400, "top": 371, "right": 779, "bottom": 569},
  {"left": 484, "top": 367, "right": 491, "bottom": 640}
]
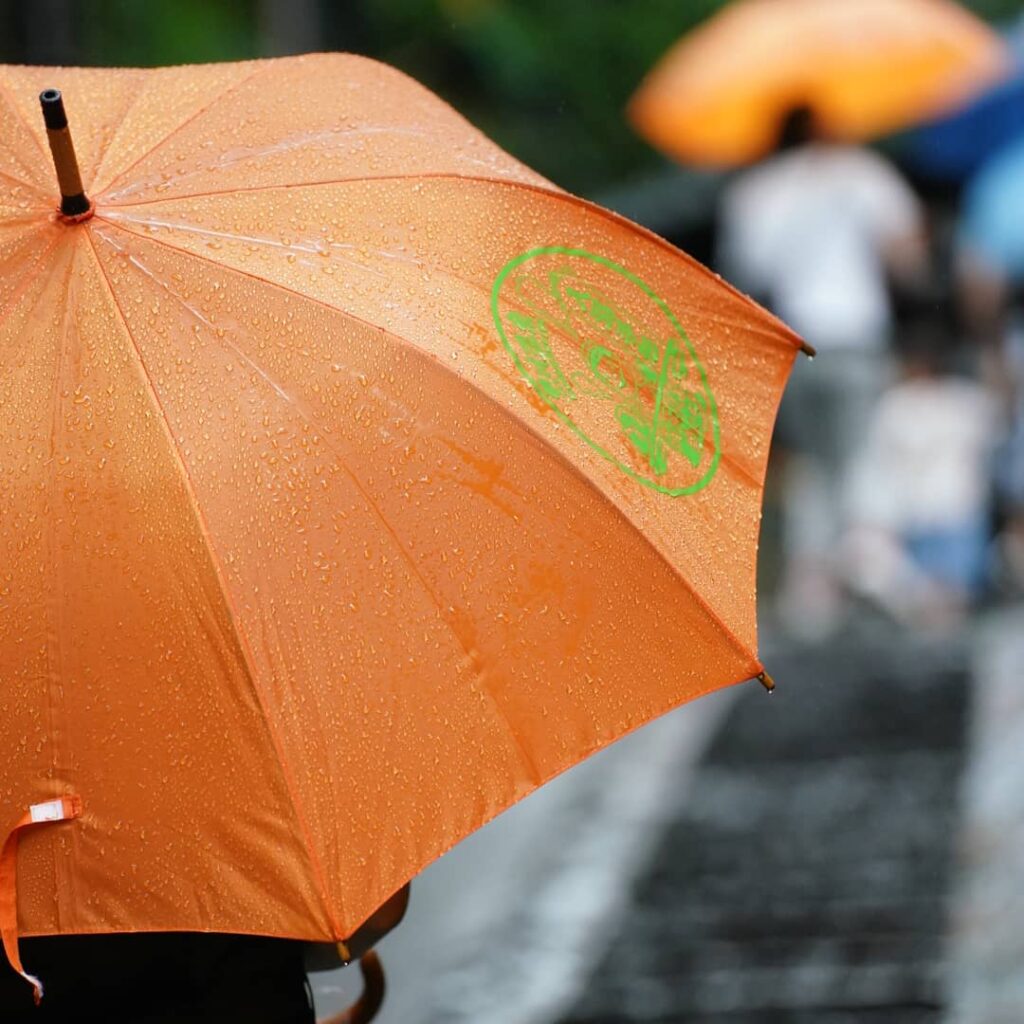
[{"left": 29, "top": 800, "right": 67, "bottom": 824}]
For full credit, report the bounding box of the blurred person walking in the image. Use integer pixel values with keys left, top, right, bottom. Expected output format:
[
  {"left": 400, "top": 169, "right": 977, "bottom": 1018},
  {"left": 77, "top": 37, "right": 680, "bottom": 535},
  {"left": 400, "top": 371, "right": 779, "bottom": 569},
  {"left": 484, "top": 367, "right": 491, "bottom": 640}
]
[
  {"left": 992, "top": 319, "right": 1024, "bottom": 591},
  {"left": 716, "top": 106, "right": 929, "bottom": 636},
  {"left": 958, "top": 138, "right": 1024, "bottom": 594},
  {"left": 628, "top": 0, "right": 1007, "bottom": 637},
  {"left": 957, "top": 269, "right": 1024, "bottom": 595},
  {"left": 840, "top": 302, "right": 998, "bottom": 628}
]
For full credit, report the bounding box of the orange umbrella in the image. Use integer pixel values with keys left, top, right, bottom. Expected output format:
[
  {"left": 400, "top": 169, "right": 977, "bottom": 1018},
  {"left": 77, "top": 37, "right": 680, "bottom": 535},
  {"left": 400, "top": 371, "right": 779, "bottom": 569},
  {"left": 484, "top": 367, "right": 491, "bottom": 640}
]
[
  {"left": 629, "top": 0, "right": 1010, "bottom": 167},
  {"left": 0, "top": 54, "right": 806, "bottom": 1004}
]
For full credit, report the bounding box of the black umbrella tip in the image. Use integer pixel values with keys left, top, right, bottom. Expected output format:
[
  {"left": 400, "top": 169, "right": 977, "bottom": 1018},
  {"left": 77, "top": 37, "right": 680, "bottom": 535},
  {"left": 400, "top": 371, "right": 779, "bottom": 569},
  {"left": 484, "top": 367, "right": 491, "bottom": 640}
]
[{"left": 39, "top": 89, "right": 67, "bottom": 130}]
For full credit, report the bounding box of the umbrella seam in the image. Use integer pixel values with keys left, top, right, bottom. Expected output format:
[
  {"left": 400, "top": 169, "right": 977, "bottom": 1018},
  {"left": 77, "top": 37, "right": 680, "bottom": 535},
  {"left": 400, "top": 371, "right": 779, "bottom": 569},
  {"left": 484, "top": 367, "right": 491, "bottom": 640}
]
[
  {"left": 0, "top": 227, "right": 63, "bottom": 337},
  {"left": 0, "top": 167, "right": 47, "bottom": 199},
  {"left": 14, "top": 662, "right": 763, "bottom": 948},
  {"left": 0, "top": 73, "right": 51, "bottom": 168},
  {"left": 284, "top": 660, "right": 760, "bottom": 950},
  {"left": 98, "top": 171, "right": 554, "bottom": 210},
  {"left": 83, "top": 69, "right": 153, "bottom": 195},
  {"left": 81, "top": 227, "right": 347, "bottom": 942},
  {"left": 98, "top": 214, "right": 766, "bottom": 680},
  {"left": 97, "top": 171, "right": 809, "bottom": 357},
  {"left": 95, "top": 64, "right": 266, "bottom": 200},
  {"left": 97, "top": 199, "right": 787, "bottom": 490},
  {"left": 100, "top": 199, "right": 801, "bottom": 443},
  {"left": 93, "top": 218, "right": 547, "bottom": 791},
  {"left": 100, "top": 196, "right": 806, "bottom": 356},
  {"left": 44, "top": 243, "right": 79, "bottom": 931}
]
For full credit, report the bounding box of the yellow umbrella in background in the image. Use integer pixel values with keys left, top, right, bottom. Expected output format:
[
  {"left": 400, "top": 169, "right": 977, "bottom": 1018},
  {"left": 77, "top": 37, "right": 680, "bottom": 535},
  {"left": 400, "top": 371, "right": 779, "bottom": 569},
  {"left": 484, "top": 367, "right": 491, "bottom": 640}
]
[{"left": 629, "top": 0, "right": 1010, "bottom": 167}]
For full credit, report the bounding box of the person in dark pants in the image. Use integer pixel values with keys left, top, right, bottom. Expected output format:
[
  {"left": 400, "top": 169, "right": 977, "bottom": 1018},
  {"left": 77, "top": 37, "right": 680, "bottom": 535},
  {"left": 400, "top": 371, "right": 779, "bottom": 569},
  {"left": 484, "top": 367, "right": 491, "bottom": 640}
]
[
  {"left": 0, "top": 932, "right": 315, "bottom": 1023},
  {"left": 0, "top": 884, "right": 410, "bottom": 1022}
]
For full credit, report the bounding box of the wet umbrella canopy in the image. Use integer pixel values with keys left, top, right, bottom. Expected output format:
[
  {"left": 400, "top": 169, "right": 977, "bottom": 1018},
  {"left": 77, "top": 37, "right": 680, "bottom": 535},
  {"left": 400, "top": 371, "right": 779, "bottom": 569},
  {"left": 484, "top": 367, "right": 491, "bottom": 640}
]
[{"left": 0, "top": 55, "right": 805, "bottom": 1000}]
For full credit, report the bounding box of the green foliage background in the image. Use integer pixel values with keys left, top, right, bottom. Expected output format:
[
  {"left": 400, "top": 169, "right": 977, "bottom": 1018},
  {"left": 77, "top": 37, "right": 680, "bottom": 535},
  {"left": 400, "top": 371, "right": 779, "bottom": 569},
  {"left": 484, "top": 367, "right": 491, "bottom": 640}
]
[{"left": 5, "top": 0, "right": 1022, "bottom": 195}]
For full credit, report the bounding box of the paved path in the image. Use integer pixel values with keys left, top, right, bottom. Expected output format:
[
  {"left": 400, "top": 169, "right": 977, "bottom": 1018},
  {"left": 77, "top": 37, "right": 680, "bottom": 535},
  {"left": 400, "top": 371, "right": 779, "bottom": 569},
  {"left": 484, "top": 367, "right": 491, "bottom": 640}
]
[
  {"left": 315, "top": 610, "right": 1024, "bottom": 1024},
  {"left": 311, "top": 687, "right": 737, "bottom": 1024},
  {"left": 944, "top": 607, "right": 1024, "bottom": 1024},
  {"left": 557, "top": 637, "right": 971, "bottom": 1023}
]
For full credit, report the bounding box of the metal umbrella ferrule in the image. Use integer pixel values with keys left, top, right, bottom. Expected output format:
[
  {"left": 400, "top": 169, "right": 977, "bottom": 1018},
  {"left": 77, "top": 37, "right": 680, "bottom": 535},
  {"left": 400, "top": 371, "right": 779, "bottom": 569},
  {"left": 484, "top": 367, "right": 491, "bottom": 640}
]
[{"left": 39, "top": 89, "right": 92, "bottom": 220}]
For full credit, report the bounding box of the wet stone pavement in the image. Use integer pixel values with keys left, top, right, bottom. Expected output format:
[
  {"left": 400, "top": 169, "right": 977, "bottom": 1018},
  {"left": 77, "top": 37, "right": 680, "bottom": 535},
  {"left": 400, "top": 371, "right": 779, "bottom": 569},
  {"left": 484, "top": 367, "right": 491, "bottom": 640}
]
[{"left": 557, "top": 639, "right": 970, "bottom": 1024}]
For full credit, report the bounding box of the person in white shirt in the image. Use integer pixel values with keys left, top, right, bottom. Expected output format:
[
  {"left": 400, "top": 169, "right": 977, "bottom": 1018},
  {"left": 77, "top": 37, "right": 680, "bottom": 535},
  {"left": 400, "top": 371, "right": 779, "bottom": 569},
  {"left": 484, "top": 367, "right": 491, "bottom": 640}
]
[
  {"left": 841, "top": 311, "right": 998, "bottom": 626},
  {"left": 717, "top": 106, "right": 929, "bottom": 636}
]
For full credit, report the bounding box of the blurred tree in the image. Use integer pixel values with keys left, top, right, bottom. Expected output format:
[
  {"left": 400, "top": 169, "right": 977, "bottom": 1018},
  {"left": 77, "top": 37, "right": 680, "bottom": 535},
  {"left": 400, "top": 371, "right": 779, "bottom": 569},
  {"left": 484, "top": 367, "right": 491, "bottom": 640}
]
[
  {"left": 325, "top": 0, "right": 1023, "bottom": 194},
  {"left": 260, "top": 0, "right": 321, "bottom": 56},
  {"left": 0, "top": 0, "right": 1015, "bottom": 197},
  {"left": 24, "top": 0, "right": 77, "bottom": 65},
  {"left": 970, "top": 0, "right": 1023, "bottom": 20},
  {"left": 336, "top": 0, "right": 725, "bottom": 193}
]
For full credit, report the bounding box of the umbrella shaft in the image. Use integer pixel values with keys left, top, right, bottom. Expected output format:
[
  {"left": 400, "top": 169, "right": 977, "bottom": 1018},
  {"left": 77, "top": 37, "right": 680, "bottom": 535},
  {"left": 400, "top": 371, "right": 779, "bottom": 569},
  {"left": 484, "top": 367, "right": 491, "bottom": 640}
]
[{"left": 39, "top": 89, "right": 90, "bottom": 218}]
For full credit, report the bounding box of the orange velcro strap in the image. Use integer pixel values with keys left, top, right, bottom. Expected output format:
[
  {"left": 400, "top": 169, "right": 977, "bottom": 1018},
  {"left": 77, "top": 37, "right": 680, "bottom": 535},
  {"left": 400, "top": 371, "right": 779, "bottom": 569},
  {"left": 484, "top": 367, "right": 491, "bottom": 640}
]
[{"left": 0, "top": 796, "right": 82, "bottom": 1004}]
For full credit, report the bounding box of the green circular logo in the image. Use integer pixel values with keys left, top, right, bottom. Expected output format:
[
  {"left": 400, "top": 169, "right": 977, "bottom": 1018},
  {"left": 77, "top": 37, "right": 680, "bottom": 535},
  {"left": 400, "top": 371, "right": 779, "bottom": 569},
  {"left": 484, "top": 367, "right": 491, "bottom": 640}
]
[{"left": 491, "top": 247, "right": 720, "bottom": 495}]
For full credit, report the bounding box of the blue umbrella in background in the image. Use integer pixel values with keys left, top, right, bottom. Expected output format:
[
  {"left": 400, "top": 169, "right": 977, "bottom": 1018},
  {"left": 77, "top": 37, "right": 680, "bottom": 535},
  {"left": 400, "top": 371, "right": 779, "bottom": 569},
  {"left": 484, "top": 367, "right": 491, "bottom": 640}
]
[
  {"left": 961, "top": 133, "right": 1024, "bottom": 279},
  {"left": 959, "top": 132, "right": 1024, "bottom": 524},
  {"left": 906, "top": 15, "right": 1024, "bottom": 181}
]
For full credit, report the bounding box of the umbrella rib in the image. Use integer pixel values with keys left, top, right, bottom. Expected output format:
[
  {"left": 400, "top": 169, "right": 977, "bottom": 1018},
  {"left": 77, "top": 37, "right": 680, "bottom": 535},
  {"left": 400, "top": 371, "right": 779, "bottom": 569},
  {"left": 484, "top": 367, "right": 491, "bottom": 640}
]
[
  {"left": 44, "top": 248, "right": 79, "bottom": 932},
  {"left": 96, "top": 65, "right": 268, "bottom": 199},
  {"left": 106, "top": 167, "right": 809, "bottom": 361},
  {"left": 0, "top": 228, "right": 63, "bottom": 339},
  {"left": 99, "top": 211, "right": 785, "bottom": 495},
  {"left": 92, "top": 218, "right": 547, "bottom": 788},
  {"left": 0, "top": 73, "right": 51, "bottom": 165},
  {"left": 0, "top": 167, "right": 48, "bottom": 201},
  {"left": 83, "top": 70, "right": 151, "bottom": 193},
  {"left": 99, "top": 170, "right": 550, "bottom": 209},
  {"left": 104, "top": 205, "right": 766, "bottom": 507},
  {"left": 80, "top": 227, "right": 348, "bottom": 941},
  {"left": 100, "top": 172, "right": 808, "bottom": 359},
  {"left": 100, "top": 214, "right": 765, "bottom": 681}
]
